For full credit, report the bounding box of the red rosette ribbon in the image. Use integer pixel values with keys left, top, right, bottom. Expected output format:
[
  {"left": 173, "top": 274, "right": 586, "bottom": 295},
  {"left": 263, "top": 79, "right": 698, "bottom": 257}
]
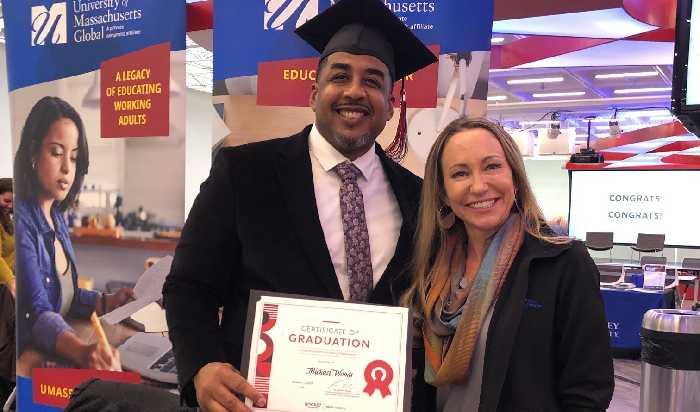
[{"left": 363, "top": 360, "right": 394, "bottom": 398}]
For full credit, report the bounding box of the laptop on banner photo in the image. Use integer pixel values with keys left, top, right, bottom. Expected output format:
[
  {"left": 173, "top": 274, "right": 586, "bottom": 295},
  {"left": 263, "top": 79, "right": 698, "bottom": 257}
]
[{"left": 118, "top": 333, "right": 178, "bottom": 385}]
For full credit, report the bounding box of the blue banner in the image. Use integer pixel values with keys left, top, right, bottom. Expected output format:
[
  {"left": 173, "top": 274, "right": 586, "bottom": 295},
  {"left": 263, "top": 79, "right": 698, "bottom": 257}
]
[
  {"left": 2, "top": 0, "right": 186, "bottom": 90},
  {"left": 601, "top": 288, "right": 674, "bottom": 350},
  {"left": 214, "top": 0, "right": 494, "bottom": 80}
]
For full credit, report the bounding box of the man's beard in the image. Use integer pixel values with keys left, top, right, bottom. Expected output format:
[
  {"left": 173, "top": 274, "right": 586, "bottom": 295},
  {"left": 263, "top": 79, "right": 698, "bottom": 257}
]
[{"left": 328, "top": 131, "right": 375, "bottom": 155}]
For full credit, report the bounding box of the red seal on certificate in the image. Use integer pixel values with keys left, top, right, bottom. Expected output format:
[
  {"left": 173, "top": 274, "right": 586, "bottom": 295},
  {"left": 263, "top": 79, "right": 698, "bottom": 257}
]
[{"left": 363, "top": 360, "right": 394, "bottom": 398}]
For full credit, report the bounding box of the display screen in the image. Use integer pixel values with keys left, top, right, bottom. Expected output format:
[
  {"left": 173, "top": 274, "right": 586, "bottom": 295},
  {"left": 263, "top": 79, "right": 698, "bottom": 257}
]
[
  {"left": 688, "top": 0, "right": 700, "bottom": 105},
  {"left": 568, "top": 170, "right": 700, "bottom": 247}
]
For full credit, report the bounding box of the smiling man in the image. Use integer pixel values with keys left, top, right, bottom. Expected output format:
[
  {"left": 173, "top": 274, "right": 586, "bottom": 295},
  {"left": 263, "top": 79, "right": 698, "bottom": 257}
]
[{"left": 163, "top": 0, "right": 436, "bottom": 411}]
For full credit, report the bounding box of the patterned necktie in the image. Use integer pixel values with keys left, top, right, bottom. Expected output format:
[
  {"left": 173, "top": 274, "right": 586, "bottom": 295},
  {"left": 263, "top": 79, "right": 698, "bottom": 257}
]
[{"left": 333, "top": 161, "right": 373, "bottom": 301}]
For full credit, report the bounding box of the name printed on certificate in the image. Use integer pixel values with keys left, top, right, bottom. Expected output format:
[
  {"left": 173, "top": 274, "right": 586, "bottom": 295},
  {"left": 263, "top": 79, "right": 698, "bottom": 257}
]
[{"left": 244, "top": 294, "right": 410, "bottom": 412}]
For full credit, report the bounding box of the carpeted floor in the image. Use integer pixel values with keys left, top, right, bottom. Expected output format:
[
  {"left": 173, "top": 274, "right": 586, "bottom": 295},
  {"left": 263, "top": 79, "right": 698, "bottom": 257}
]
[{"left": 609, "top": 359, "right": 641, "bottom": 411}]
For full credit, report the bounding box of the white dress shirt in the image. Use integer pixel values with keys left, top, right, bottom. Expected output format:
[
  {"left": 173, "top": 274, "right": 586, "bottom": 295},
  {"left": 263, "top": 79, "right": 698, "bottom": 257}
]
[{"left": 308, "top": 124, "right": 402, "bottom": 300}]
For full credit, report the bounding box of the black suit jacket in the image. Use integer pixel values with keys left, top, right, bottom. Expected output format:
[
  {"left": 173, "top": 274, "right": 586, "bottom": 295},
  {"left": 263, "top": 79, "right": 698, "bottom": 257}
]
[{"left": 163, "top": 126, "right": 434, "bottom": 409}]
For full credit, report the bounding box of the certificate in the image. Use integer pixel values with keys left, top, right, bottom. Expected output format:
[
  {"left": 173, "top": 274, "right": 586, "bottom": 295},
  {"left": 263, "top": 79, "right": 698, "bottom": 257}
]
[{"left": 241, "top": 291, "right": 412, "bottom": 412}]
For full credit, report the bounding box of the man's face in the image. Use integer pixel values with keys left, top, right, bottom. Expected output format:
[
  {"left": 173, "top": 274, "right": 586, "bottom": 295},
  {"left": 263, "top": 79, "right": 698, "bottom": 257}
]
[{"left": 310, "top": 52, "right": 394, "bottom": 160}]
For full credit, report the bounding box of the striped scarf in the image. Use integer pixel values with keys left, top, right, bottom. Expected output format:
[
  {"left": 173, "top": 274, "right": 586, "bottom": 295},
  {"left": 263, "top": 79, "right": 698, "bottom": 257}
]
[{"left": 422, "top": 214, "right": 524, "bottom": 385}]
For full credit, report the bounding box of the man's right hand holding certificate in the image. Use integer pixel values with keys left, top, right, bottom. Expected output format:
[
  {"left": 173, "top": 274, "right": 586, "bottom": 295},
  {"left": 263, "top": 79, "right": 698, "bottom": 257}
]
[{"left": 194, "top": 362, "right": 266, "bottom": 412}]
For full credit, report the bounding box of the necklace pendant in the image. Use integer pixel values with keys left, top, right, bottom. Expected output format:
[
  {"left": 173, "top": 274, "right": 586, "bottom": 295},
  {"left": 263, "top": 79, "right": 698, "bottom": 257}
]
[{"left": 458, "top": 277, "right": 466, "bottom": 289}]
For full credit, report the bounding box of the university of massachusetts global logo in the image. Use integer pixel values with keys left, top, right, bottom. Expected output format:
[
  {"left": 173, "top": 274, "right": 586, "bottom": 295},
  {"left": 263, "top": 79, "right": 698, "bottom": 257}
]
[
  {"left": 264, "top": 0, "right": 318, "bottom": 31},
  {"left": 31, "top": 2, "right": 68, "bottom": 46}
]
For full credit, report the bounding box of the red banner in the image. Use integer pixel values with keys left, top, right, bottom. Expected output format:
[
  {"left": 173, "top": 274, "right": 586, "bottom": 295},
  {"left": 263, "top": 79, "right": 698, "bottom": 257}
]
[
  {"left": 33, "top": 368, "right": 141, "bottom": 408},
  {"left": 101, "top": 43, "right": 171, "bottom": 138}
]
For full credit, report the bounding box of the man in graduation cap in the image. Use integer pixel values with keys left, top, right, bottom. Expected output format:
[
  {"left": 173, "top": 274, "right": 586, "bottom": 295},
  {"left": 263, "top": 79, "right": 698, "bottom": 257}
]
[{"left": 163, "top": 0, "right": 437, "bottom": 411}]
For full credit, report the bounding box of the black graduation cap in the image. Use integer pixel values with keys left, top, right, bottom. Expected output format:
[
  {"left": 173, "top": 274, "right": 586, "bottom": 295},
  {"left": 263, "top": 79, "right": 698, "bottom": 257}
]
[
  {"left": 295, "top": 0, "right": 437, "bottom": 160},
  {"left": 295, "top": 0, "right": 436, "bottom": 82}
]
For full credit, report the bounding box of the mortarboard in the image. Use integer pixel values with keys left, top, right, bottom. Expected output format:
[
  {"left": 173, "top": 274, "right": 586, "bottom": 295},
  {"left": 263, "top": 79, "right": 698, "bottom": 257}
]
[{"left": 295, "top": 0, "right": 438, "bottom": 160}]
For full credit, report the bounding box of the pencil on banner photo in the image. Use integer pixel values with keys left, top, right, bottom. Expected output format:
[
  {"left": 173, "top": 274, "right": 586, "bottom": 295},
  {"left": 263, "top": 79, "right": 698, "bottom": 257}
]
[{"left": 90, "top": 311, "right": 110, "bottom": 351}]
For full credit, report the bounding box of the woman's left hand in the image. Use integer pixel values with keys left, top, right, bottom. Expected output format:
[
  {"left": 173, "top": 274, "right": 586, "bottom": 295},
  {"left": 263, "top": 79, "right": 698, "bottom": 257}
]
[{"left": 100, "top": 287, "right": 135, "bottom": 314}]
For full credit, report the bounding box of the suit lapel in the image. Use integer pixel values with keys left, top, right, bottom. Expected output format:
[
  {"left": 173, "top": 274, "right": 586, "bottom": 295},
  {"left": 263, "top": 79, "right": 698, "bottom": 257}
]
[
  {"left": 275, "top": 126, "right": 343, "bottom": 299},
  {"left": 371, "top": 147, "right": 419, "bottom": 302}
]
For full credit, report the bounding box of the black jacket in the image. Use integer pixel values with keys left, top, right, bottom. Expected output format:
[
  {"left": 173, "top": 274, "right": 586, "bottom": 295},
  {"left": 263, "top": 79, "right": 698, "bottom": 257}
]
[
  {"left": 479, "top": 235, "right": 614, "bottom": 412},
  {"left": 162, "top": 126, "right": 434, "bottom": 410}
]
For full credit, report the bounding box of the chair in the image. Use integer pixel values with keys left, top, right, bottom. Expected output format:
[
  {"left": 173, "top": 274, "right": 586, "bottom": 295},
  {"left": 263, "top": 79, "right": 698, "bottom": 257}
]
[
  {"left": 585, "top": 232, "right": 614, "bottom": 261},
  {"left": 65, "top": 378, "right": 189, "bottom": 412},
  {"left": 631, "top": 233, "right": 665, "bottom": 262},
  {"left": 640, "top": 255, "right": 667, "bottom": 267},
  {"left": 682, "top": 258, "right": 700, "bottom": 310}
]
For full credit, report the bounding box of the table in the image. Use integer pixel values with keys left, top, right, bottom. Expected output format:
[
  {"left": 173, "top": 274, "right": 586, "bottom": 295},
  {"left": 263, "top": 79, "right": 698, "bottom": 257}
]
[{"left": 600, "top": 287, "right": 675, "bottom": 357}]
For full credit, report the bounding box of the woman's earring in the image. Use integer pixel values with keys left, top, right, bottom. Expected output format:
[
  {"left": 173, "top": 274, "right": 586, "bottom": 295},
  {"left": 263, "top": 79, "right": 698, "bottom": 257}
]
[
  {"left": 513, "top": 188, "right": 522, "bottom": 214},
  {"left": 438, "top": 205, "right": 455, "bottom": 230}
]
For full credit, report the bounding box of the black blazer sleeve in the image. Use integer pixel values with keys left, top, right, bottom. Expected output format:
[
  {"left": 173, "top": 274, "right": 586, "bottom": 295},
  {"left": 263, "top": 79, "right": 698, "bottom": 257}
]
[
  {"left": 554, "top": 242, "right": 614, "bottom": 411},
  {"left": 162, "top": 151, "right": 241, "bottom": 405}
]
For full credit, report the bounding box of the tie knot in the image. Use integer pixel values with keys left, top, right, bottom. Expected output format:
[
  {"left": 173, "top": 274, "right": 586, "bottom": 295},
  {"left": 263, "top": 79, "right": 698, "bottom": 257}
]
[{"left": 334, "top": 161, "right": 362, "bottom": 182}]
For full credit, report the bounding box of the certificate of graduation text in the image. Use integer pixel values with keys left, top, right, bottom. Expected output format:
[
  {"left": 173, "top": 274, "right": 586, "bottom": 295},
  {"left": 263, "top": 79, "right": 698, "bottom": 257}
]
[{"left": 244, "top": 295, "right": 409, "bottom": 412}]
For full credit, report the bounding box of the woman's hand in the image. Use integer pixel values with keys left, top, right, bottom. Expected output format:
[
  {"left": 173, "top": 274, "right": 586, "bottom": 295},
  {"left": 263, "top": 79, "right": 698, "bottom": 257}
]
[
  {"left": 81, "top": 342, "right": 122, "bottom": 371},
  {"left": 57, "top": 330, "right": 121, "bottom": 371},
  {"left": 99, "top": 288, "right": 135, "bottom": 314}
]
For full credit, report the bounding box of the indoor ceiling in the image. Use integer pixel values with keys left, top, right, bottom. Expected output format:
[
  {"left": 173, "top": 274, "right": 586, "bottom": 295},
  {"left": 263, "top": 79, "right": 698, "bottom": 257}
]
[
  {"left": 0, "top": 4, "right": 679, "bottom": 139},
  {"left": 486, "top": 61, "right": 676, "bottom": 141}
]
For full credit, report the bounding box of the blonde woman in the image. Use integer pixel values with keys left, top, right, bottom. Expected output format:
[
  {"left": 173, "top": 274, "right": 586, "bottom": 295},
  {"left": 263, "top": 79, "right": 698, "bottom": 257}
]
[{"left": 403, "top": 117, "right": 613, "bottom": 411}]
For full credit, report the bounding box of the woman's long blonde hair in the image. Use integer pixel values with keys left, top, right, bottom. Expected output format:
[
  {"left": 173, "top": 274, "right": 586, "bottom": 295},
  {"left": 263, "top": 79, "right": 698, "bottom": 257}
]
[{"left": 401, "top": 117, "right": 568, "bottom": 315}]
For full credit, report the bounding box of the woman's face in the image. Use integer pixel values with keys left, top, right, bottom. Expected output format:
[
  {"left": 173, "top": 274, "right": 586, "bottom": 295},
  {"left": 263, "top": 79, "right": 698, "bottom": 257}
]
[
  {"left": 440, "top": 127, "right": 515, "bottom": 240},
  {"left": 0, "top": 192, "right": 12, "bottom": 212},
  {"left": 34, "top": 118, "right": 79, "bottom": 203}
]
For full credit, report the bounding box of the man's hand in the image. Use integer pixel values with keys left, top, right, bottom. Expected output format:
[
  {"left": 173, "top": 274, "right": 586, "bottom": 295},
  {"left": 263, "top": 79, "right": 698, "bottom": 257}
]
[{"left": 194, "top": 362, "right": 266, "bottom": 412}]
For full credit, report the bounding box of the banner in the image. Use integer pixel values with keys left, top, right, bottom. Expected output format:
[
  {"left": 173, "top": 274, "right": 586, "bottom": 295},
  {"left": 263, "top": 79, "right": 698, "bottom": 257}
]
[
  {"left": 214, "top": 0, "right": 493, "bottom": 79},
  {"left": 212, "top": 0, "right": 494, "bottom": 175},
  {"left": 1, "top": 0, "right": 186, "bottom": 409}
]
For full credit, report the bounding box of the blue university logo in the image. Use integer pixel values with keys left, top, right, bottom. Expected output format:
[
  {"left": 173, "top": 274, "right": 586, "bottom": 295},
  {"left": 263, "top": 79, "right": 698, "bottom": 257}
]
[
  {"left": 31, "top": 2, "right": 67, "bottom": 46},
  {"left": 264, "top": 0, "right": 319, "bottom": 31}
]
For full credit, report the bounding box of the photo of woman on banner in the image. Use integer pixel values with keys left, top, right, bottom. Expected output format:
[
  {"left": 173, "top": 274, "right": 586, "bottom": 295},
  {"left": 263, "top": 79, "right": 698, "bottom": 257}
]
[
  {"left": 14, "top": 96, "right": 134, "bottom": 371},
  {"left": 402, "top": 117, "right": 614, "bottom": 411}
]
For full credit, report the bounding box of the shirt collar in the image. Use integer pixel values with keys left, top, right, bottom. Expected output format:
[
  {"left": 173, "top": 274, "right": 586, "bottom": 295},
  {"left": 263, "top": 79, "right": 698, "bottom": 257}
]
[{"left": 308, "top": 124, "right": 378, "bottom": 181}]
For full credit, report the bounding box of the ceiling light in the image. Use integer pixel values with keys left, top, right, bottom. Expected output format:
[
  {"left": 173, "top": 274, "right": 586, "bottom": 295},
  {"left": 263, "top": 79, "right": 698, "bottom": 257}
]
[
  {"left": 507, "top": 76, "right": 564, "bottom": 85},
  {"left": 532, "top": 91, "right": 585, "bottom": 98},
  {"left": 575, "top": 134, "right": 589, "bottom": 138},
  {"left": 594, "top": 71, "right": 659, "bottom": 79},
  {"left": 594, "top": 125, "right": 613, "bottom": 130},
  {"left": 487, "top": 95, "right": 508, "bottom": 101},
  {"left": 613, "top": 87, "right": 672, "bottom": 94},
  {"left": 491, "top": 37, "right": 505, "bottom": 44}
]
